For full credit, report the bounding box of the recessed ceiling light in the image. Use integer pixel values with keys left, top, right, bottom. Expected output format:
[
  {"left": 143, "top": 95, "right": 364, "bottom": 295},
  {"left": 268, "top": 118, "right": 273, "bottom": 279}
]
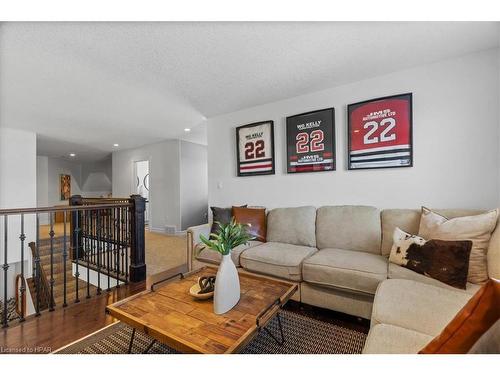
[
  {"left": 113, "top": 143, "right": 119, "bottom": 147},
  {"left": 184, "top": 128, "right": 191, "bottom": 132},
  {"left": 69, "top": 153, "right": 76, "bottom": 157}
]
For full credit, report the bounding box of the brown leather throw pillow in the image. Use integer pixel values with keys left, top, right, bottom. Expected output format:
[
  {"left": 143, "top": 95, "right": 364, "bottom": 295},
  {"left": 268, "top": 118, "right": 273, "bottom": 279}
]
[
  {"left": 232, "top": 206, "right": 266, "bottom": 242},
  {"left": 404, "top": 239, "right": 472, "bottom": 289},
  {"left": 419, "top": 278, "right": 500, "bottom": 354}
]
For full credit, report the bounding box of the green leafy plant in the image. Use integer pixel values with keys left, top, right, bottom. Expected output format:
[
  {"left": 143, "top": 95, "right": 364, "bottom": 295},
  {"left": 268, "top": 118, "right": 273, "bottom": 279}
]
[{"left": 199, "top": 218, "right": 255, "bottom": 256}]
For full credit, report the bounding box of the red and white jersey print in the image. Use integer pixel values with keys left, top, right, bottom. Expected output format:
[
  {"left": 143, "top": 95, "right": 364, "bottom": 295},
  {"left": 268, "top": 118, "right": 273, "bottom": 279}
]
[
  {"left": 350, "top": 98, "right": 411, "bottom": 169},
  {"left": 238, "top": 123, "right": 273, "bottom": 174}
]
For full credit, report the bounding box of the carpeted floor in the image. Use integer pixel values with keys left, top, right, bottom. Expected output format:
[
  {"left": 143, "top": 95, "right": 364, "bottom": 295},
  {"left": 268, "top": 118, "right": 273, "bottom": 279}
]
[
  {"left": 144, "top": 231, "right": 186, "bottom": 276},
  {"left": 39, "top": 224, "right": 187, "bottom": 276},
  {"left": 39, "top": 222, "right": 67, "bottom": 239},
  {"left": 54, "top": 305, "right": 368, "bottom": 354}
]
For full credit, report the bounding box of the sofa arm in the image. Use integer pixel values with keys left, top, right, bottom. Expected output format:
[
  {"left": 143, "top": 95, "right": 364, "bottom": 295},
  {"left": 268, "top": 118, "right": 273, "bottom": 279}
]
[
  {"left": 488, "top": 219, "right": 500, "bottom": 280},
  {"left": 186, "top": 223, "right": 211, "bottom": 271}
]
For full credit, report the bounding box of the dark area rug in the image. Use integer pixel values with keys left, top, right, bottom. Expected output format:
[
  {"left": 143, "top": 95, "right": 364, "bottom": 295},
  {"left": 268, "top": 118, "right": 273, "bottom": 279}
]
[
  {"left": 0, "top": 298, "right": 19, "bottom": 323},
  {"left": 55, "top": 303, "right": 368, "bottom": 354}
]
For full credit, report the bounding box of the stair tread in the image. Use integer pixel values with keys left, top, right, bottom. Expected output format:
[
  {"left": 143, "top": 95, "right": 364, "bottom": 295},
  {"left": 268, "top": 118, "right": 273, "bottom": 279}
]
[{"left": 27, "top": 239, "right": 126, "bottom": 313}]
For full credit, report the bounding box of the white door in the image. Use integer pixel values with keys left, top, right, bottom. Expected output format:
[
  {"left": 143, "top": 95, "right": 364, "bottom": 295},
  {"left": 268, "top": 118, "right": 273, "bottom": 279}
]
[{"left": 134, "top": 160, "right": 150, "bottom": 225}]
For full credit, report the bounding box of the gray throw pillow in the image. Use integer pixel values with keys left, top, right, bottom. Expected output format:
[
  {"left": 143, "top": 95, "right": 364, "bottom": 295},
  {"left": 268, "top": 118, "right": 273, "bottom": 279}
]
[{"left": 468, "top": 319, "right": 500, "bottom": 354}]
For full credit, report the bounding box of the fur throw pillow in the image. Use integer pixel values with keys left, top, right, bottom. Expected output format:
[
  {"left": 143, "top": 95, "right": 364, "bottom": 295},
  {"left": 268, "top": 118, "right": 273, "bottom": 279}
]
[
  {"left": 390, "top": 227, "right": 473, "bottom": 289},
  {"left": 389, "top": 227, "right": 427, "bottom": 266}
]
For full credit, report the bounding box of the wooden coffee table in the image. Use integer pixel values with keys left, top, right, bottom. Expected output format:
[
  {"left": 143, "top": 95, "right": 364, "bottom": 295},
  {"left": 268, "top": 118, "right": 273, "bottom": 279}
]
[{"left": 105, "top": 266, "right": 298, "bottom": 354}]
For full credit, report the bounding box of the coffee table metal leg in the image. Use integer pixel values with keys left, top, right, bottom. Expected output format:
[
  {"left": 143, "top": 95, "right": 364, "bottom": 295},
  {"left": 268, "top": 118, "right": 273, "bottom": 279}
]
[
  {"left": 143, "top": 339, "right": 157, "bottom": 354},
  {"left": 262, "top": 312, "right": 285, "bottom": 345},
  {"left": 128, "top": 328, "right": 136, "bottom": 354},
  {"left": 128, "top": 327, "right": 157, "bottom": 354}
]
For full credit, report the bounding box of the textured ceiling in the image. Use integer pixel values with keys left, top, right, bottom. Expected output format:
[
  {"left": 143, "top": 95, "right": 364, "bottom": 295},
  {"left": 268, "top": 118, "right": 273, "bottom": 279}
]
[{"left": 0, "top": 22, "right": 498, "bottom": 160}]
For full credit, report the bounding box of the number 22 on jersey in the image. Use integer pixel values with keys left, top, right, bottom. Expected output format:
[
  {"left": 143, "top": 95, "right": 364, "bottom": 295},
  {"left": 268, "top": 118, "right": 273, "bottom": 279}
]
[{"left": 363, "top": 118, "right": 396, "bottom": 145}]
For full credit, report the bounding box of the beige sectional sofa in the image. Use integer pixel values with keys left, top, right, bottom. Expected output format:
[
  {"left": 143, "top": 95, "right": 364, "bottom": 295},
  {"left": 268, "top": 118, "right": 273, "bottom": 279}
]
[{"left": 186, "top": 205, "right": 500, "bottom": 354}]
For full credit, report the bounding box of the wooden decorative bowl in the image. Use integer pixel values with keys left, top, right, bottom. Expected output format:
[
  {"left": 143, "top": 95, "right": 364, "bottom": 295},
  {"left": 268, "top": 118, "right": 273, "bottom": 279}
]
[{"left": 189, "top": 278, "right": 215, "bottom": 300}]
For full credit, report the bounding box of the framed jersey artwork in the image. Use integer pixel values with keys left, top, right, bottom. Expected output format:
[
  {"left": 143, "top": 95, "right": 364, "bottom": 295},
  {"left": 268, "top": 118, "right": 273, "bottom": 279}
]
[
  {"left": 236, "top": 120, "right": 275, "bottom": 177},
  {"left": 286, "top": 108, "right": 336, "bottom": 173},
  {"left": 348, "top": 93, "right": 413, "bottom": 170}
]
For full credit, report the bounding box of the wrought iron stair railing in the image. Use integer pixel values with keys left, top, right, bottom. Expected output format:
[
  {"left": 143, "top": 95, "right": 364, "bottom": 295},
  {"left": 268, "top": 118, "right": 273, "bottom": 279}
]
[
  {"left": 0, "top": 195, "right": 146, "bottom": 328},
  {"left": 76, "top": 199, "right": 131, "bottom": 286},
  {"left": 28, "top": 242, "right": 54, "bottom": 312}
]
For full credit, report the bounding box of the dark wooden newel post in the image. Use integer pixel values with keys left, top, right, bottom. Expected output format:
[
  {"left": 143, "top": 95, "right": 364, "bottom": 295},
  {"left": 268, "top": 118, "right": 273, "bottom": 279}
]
[
  {"left": 69, "top": 195, "right": 84, "bottom": 260},
  {"left": 129, "top": 194, "right": 146, "bottom": 282}
]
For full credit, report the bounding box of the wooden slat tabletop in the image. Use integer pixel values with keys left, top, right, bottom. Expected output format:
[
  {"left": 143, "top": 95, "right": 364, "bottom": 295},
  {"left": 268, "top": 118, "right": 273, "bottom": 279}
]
[{"left": 105, "top": 266, "right": 297, "bottom": 353}]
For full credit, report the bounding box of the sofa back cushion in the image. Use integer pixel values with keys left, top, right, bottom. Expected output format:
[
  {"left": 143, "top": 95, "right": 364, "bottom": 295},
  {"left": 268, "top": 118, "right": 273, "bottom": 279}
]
[
  {"left": 381, "top": 208, "right": 485, "bottom": 256},
  {"left": 418, "top": 208, "right": 499, "bottom": 284},
  {"left": 381, "top": 209, "right": 420, "bottom": 256},
  {"left": 316, "top": 206, "right": 381, "bottom": 253},
  {"left": 266, "top": 206, "right": 317, "bottom": 247}
]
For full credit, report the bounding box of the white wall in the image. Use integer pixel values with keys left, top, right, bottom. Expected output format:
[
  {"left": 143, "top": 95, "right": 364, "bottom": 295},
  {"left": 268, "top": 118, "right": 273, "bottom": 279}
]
[
  {"left": 36, "top": 156, "right": 50, "bottom": 225},
  {"left": 36, "top": 156, "right": 112, "bottom": 210},
  {"left": 207, "top": 49, "right": 500, "bottom": 211},
  {"left": 0, "top": 128, "right": 37, "bottom": 298},
  {"left": 498, "top": 37, "right": 500, "bottom": 204},
  {"left": 80, "top": 156, "right": 112, "bottom": 197},
  {"left": 36, "top": 156, "right": 49, "bottom": 208},
  {"left": 180, "top": 141, "right": 208, "bottom": 230},
  {"left": 112, "top": 140, "right": 182, "bottom": 231}
]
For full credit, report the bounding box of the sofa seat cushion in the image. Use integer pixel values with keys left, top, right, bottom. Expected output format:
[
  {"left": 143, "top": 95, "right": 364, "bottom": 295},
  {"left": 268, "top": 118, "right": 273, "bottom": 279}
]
[
  {"left": 388, "top": 263, "right": 481, "bottom": 295},
  {"left": 240, "top": 242, "right": 317, "bottom": 281},
  {"left": 302, "top": 248, "right": 388, "bottom": 295},
  {"left": 195, "top": 241, "right": 262, "bottom": 267},
  {"left": 362, "top": 323, "right": 433, "bottom": 354},
  {"left": 372, "top": 279, "right": 473, "bottom": 337}
]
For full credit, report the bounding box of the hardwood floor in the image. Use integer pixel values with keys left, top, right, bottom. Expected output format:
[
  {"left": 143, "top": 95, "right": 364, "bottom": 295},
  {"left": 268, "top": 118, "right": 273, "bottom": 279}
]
[{"left": 0, "top": 265, "right": 187, "bottom": 354}]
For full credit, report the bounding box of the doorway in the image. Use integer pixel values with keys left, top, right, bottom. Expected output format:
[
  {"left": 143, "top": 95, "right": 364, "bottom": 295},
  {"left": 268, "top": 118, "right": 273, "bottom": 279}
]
[{"left": 134, "top": 160, "right": 150, "bottom": 225}]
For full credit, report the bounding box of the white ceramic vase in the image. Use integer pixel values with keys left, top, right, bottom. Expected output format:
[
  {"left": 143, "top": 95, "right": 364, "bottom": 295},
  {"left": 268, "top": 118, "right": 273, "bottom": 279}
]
[{"left": 213, "top": 253, "right": 240, "bottom": 314}]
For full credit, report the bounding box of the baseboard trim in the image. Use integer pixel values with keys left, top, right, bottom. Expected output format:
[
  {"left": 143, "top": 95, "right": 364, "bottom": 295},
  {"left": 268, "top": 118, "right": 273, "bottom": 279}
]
[
  {"left": 148, "top": 226, "right": 165, "bottom": 233},
  {"left": 148, "top": 227, "right": 186, "bottom": 236}
]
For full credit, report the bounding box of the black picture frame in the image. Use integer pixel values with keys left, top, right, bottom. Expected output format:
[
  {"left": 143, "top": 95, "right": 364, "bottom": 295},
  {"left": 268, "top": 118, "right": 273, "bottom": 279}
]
[
  {"left": 236, "top": 120, "right": 275, "bottom": 177},
  {"left": 286, "top": 107, "right": 336, "bottom": 174},
  {"left": 347, "top": 93, "right": 413, "bottom": 170}
]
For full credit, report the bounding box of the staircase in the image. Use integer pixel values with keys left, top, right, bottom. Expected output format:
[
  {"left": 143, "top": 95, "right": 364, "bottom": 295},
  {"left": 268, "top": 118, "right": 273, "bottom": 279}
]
[
  {"left": 1, "top": 196, "right": 145, "bottom": 328},
  {"left": 27, "top": 237, "right": 98, "bottom": 310}
]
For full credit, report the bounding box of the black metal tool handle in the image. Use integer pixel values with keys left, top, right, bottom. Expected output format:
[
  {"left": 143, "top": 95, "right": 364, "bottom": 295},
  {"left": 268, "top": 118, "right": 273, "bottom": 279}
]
[{"left": 256, "top": 298, "right": 281, "bottom": 328}]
